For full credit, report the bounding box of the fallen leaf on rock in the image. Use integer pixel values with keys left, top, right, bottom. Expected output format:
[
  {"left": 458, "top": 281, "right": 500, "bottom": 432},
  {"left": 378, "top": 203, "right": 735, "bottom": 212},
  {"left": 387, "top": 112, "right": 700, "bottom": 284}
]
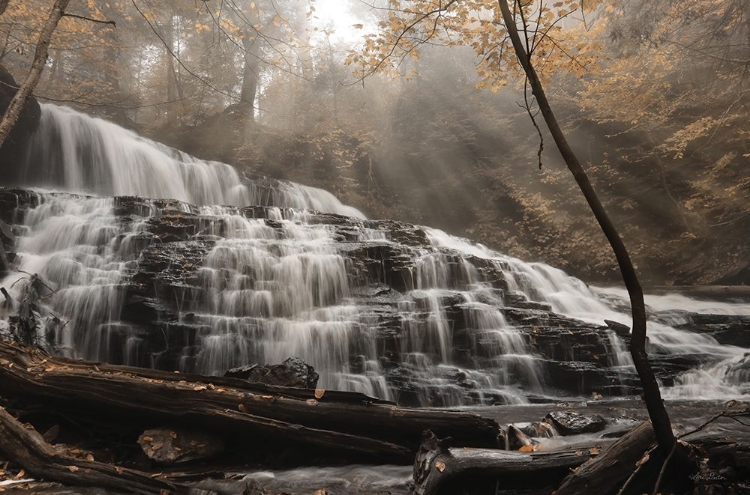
[
  {"left": 519, "top": 445, "right": 535, "bottom": 452},
  {"left": 238, "top": 404, "right": 247, "bottom": 412},
  {"left": 13, "top": 471, "right": 24, "bottom": 480},
  {"left": 306, "top": 399, "right": 318, "bottom": 406},
  {"left": 67, "top": 466, "right": 78, "bottom": 473},
  {"left": 589, "top": 448, "right": 600, "bottom": 455},
  {"left": 635, "top": 452, "right": 650, "bottom": 467},
  {"left": 193, "top": 385, "right": 207, "bottom": 391},
  {"left": 435, "top": 461, "right": 446, "bottom": 472},
  {"left": 85, "top": 454, "right": 94, "bottom": 462},
  {"left": 315, "top": 389, "right": 325, "bottom": 399}
]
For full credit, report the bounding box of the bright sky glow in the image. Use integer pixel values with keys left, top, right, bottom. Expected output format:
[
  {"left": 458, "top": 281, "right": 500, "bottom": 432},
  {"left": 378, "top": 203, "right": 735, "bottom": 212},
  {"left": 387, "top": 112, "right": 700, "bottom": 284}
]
[{"left": 309, "top": 0, "right": 369, "bottom": 43}]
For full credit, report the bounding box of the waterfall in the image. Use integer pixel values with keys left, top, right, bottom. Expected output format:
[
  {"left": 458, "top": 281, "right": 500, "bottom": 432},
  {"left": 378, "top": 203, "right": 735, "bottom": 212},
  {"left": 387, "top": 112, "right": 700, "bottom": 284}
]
[
  {"left": 1, "top": 104, "right": 749, "bottom": 406},
  {"left": 15, "top": 104, "right": 365, "bottom": 218}
]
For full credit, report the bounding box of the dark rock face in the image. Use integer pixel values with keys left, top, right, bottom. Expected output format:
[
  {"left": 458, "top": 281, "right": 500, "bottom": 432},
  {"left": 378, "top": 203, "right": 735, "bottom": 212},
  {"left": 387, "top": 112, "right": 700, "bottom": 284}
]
[
  {"left": 674, "top": 313, "right": 750, "bottom": 348},
  {"left": 2, "top": 189, "right": 749, "bottom": 406},
  {"left": 545, "top": 411, "right": 607, "bottom": 436},
  {"left": 604, "top": 319, "right": 630, "bottom": 337},
  {"left": 226, "top": 357, "right": 320, "bottom": 389}
]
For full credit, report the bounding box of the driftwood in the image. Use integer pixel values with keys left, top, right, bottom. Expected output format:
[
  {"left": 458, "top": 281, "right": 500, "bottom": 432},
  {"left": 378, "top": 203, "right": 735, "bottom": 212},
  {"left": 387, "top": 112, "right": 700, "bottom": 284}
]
[
  {"left": 554, "top": 421, "right": 655, "bottom": 495},
  {"left": 0, "top": 407, "right": 176, "bottom": 494},
  {"left": 412, "top": 430, "right": 595, "bottom": 495},
  {"left": 0, "top": 340, "right": 499, "bottom": 464}
]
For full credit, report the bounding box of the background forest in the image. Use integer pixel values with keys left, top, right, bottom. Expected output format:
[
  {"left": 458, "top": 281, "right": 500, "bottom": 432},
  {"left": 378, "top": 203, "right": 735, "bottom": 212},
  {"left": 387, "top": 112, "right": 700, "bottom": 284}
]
[{"left": 1, "top": 0, "right": 748, "bottom": 286}]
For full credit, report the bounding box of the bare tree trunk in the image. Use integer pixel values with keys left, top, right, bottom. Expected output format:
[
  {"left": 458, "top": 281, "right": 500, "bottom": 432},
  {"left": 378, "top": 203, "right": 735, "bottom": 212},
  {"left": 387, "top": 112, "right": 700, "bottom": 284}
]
[
  {"left": 0, "top": 0, "right": 71, "bottom": 149},
  {"left": 496, "top": 0, "right": 676, "bottom": 456},
  {"left": 240, "top": 35, "right": 260, "bottom": 120},
  {"left": 164, "top": 14, "right": 178, "bottom": 126}
]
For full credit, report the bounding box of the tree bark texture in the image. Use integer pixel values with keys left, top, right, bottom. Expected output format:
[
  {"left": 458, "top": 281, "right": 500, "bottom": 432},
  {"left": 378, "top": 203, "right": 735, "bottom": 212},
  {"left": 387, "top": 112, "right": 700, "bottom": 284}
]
[
  {"left": 554, "top": 421, "right": 655, "bottom": 495},
  {"left": 496, "top": 0, "right": 676, "bottom": 456},
  {"left": 0, "top": 0, "right": 70, "bottom": 149},
  {"left": 0, "top": 407, "right": 177, "bottom": 494},
  {"left": 412, "top": 430, "right": 594, "bottom": 495},
  {"left": 0, "top": 340, "right": 499, "bottom": 464},
  {"left": 240, "top": 34, "right": 260, "bottom": 117}
]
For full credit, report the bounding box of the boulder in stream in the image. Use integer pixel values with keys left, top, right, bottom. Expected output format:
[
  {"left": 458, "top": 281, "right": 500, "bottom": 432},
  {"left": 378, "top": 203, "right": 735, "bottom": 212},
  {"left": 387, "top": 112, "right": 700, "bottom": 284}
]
[
  {"left": 545, "top": 410, "right": 607, "bottom": 436},
  {"left": 225, "top": 357, "right": 320, "bottom": 389}
]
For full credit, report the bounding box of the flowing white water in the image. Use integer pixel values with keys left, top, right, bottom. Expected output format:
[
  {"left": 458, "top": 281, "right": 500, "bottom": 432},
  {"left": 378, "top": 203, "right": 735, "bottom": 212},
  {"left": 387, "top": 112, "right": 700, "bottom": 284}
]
[
  {"left": 426, "top": 228, "right": 750, "bottom": 400},
  {"left": 18, "top": 104, "right": 364, "bottom": 218},
  {"left": 240, "top": 465, "right": 412, "bottom": 494},
  {"left": 1, "top": 104, "right": 749, "bottom": 405}
]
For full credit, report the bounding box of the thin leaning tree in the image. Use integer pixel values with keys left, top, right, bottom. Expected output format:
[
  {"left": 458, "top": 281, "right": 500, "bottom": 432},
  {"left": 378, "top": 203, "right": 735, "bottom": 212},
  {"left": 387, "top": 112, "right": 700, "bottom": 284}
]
[
  {"left": 352, "top": 0, "right": 677, "bottom": 457},
  {"left": 0, "top": 0, "right": 71, "bottom": 149}
]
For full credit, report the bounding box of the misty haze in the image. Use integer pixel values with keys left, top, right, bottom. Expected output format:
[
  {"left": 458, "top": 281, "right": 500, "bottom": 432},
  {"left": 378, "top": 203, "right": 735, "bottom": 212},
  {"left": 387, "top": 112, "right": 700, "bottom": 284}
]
[{"left": 0, "top": 1, "right": 749, "bottom": 494}]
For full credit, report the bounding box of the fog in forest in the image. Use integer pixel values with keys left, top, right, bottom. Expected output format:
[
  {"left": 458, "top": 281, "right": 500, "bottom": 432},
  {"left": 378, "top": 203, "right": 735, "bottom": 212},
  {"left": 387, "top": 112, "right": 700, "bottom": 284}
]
[
  {"left": 1, "top": 0, "right": 749, "bottom": 285},
  {"left": 3, "top": 3, "right": 750, "bottom": 492}
]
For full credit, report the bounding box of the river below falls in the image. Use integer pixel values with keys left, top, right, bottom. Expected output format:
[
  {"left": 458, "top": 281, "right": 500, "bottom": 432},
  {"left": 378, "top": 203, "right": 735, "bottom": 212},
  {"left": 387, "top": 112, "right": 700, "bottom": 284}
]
[{"left": 182, "top": 398, "right": 749, "bottom": 495}]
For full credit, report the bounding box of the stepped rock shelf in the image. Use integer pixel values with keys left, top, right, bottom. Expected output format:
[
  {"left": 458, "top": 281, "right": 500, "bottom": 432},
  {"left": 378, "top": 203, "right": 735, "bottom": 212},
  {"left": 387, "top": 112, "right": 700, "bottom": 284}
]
[
  {"left": 1, "top": 104, "right": 750, "bottom": 493},
  {"left": 1, "top": 187, "right": 750, "bottom": 406}
]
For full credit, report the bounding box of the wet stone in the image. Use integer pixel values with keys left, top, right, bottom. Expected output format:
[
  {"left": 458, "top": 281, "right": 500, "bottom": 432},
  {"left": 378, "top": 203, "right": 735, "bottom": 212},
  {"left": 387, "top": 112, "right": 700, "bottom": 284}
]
[
  {"left": 224, "top": 364, "right": 259, "bottom": 380},
  {"left": 545, "top": 410, "right": 607, "bottom": 436},
  {"left": 604, "top": 319, "right": 631, "bottom": 337},
  {"left": 507, "top": 425, "right": 535, "bottom": 450},
  {"left": 233, "top": 357, "right": 320, "bottom": 389}
]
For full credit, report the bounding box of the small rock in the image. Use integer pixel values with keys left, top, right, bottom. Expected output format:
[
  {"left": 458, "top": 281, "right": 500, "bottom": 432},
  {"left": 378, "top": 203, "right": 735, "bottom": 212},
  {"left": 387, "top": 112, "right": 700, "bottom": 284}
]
[
  {"left": 228, "top": 357, "right": 319, "bottom": 389},
  {"left": 604, "top": 319, "right": 630, "bottom": 337},
  {"left": 138, "top": 428, "right": 224, "bottom": 464},
  {"left": 224, "top": 364, "right": 259, "bottom": 380},
  {"left": 0, "top": 220, "right": 15, "bottom": 249},
  {"left": 519, "top": 421, "right": 555, "bottom": 439},
  {"left": 507, "top": 425, "right": 535, "bottom": 450},
  {"left": 545, "top": 410, "right": 607, "bottom": 436}
]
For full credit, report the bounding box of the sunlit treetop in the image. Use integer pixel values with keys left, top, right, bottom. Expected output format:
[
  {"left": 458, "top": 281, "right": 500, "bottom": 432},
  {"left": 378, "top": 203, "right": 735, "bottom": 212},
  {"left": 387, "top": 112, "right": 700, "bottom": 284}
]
[{"left": 347, "top": 0, "right": 609, "bottom": 91}]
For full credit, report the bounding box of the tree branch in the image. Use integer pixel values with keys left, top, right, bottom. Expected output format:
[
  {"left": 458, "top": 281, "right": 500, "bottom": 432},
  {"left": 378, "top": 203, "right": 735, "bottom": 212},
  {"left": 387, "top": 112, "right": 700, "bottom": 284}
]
[{"left": 62, "top": 13, "right": 116, "bottom": 27}]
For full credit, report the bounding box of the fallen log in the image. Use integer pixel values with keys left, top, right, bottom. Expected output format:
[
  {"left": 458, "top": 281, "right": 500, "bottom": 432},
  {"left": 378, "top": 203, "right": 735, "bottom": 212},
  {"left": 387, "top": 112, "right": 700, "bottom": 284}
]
[
  {"left": 0, "top": 407, "right": 176, "bottom": 494},
  {"left": 0, "top": 340, "right": 499, "bottom": 463},
  {"left": 412, "top": 430, "right": 595, "bottom": 495},
  {"left": 554, "top": 421, "right": 655, "bottom": 495}
]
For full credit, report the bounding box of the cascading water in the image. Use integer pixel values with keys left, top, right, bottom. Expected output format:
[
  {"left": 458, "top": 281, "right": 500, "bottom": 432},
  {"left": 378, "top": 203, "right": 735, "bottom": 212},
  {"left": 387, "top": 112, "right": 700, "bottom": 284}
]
[
  {"left": 1, "top": 104, "right": 749, "bottom": 407},
  {"left": 14, "top": 104, "right": 365, "bottom": 218}
]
